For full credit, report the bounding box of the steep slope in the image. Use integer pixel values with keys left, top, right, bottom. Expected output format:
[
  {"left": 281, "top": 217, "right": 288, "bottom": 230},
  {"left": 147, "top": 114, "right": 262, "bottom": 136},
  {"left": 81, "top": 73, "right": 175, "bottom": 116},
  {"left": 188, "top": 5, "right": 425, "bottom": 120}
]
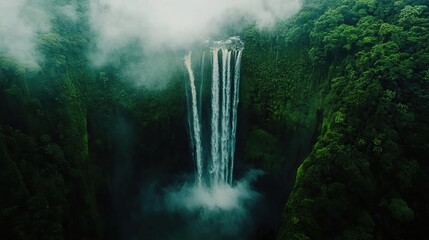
[{"left": 241, "top": 0, "right": 429, "bottom": 239}]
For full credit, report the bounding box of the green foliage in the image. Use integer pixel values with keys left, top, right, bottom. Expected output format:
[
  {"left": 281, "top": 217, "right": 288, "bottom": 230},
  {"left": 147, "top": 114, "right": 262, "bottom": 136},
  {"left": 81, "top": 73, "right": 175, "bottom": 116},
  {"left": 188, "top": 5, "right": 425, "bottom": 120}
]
[
  {"left": 0, "top": 127, "right": 66, "bottom": 239},
  {"left": 1, "top": 0, "right": 429, "bottom": 239},
  {"left": 388, "top": 198, "right": 415, "bottom": 222},
  {"left": 244, "top": 128, "right": 282, "bottom": 173},
  {"left": 275, "top": 0, "right": 429, "bottom": 239}
]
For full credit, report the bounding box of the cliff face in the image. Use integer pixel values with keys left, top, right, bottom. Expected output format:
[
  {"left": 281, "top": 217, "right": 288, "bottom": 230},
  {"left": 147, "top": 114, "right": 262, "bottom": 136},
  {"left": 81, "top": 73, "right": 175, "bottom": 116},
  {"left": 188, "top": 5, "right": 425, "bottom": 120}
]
[
  {"left": 236, "top": 26, "right": 324, "bottom": 229},
  {"left": 0, "top": 52, "right": 189, "bottom": 240},
  {"left": 240, "top": 0, "right": 429, "bottom": 239}
]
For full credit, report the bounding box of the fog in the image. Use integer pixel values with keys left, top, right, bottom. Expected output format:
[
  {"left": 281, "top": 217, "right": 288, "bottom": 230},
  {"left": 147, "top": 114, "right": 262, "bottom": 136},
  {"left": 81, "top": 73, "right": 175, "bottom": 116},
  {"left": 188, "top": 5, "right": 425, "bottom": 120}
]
[
  {"left": 89, "top": 0, "right": 302, "bottom": 51},
  {"left": 0, "top": 0, "right": 301, "bottom": 87},
  {"left": 88, "top": 0, "right": 302, "bottom": 88},
  {"left": 136, "top": 170, "right": 265, "bottom": 240},
  {"left": 0, "top": 0, "right": 50, "bottom": 68},
  {"left": 0, "top": 1, "right": 81, "bottom": 68}
]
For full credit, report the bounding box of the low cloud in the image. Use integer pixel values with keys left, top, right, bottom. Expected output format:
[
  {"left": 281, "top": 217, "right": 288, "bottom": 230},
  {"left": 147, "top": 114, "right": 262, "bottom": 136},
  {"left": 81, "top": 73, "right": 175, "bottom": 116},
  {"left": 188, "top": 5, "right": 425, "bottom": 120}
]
[
  {"left": 0, "top": 0, "right": 50, "bottom": 68},
  {"left": 59, "top": 4, "right": 80, "bottom": 22},
  {"left": 88, "top": 0, "right": 302, "bottom": 88},
  {"left": 90, "top": 0, "right": 301, "bottom": 52},
  {"left": 0, "top": 0, "right": 302, "bottom": 84},
  {"left": 0, "top": 1, "right": 82, "bottom": 68}
]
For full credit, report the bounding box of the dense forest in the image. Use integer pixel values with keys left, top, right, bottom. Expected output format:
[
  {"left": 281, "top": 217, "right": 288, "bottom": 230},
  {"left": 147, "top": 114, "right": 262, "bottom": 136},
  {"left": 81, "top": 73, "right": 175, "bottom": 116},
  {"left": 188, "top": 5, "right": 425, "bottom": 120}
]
[{"left": 1, "top": 0, "right": 428, "bottom": 239}]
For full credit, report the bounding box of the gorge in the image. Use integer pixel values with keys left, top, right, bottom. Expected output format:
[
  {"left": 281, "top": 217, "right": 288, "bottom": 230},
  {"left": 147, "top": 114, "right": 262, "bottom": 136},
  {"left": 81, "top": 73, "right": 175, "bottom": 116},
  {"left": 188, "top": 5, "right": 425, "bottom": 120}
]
[{"left": 1, "top": 0, "right": 429, "bottom": 239}]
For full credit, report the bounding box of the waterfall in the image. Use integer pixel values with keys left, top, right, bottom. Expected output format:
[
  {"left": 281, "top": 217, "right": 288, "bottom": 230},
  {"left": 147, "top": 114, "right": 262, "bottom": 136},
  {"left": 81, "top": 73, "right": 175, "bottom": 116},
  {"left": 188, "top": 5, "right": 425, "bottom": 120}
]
[
  {"left": 220, "top": 49, "right": 233, "bottom": 184},
  {"left": 184, "top": 52, "right": 203, "bottom": 185},
  {"left": 184, "top": 37, "right": 243, "bottom": 187},
  {"left": 230, "top": 50, "right": 242, "bottom": 184},
  {"left": 210, "top": 48, "right": 221, "bottom": 185}
]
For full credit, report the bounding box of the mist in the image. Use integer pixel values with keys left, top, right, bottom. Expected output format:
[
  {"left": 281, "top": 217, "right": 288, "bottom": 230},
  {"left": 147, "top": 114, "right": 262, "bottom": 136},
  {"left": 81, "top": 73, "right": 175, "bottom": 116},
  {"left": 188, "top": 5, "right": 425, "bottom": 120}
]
[
  {"left": 0, "top": 0, "right": 82, "bottom": 68},
  {"left": 165, "top": 170, "right": 263, "bottom": 212},
  {"left": 0, "top": 0, "right": 50, "bottom": 68},
  {"left": 137, "top": 170, "right": 265, "bottom": 240},
  {"left": 88, "top": 0, "right": 302, "bottom": 88},
  {"left": 89, "top": 0, "right": 302, "bottom": 51},
  {"left": 0, "top": 0, "right": 302, "bottom": 87}
]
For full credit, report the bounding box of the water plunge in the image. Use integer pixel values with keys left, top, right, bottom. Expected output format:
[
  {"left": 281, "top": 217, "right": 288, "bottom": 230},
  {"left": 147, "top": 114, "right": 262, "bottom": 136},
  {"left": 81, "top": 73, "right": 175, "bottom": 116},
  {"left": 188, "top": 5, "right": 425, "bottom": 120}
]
[
  {"left": 184, "top": 37, "right": 244, "bottom": 187},
  {"left": 129, "top": 38, "right": 265, "bottom": 239}
]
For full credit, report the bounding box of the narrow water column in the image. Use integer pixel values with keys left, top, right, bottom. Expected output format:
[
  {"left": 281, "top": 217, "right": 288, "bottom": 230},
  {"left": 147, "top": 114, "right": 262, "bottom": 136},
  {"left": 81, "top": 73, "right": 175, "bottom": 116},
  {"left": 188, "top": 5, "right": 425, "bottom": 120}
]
[
  {"left": 224, "top": 50, "right": 232, "bottom": 182},
  {"left": 199, "top": 52, "right": 205, "bottom": 116},
  {"left": 229, "top": 49, "right": 243, "bottom": 185},
  {"left": 220, "top": 49, "right": 228, "bottom": 183},
  {"left": 184, "top": 52, "right": 203, "bottom": 185},
  {"left": 210, "top": 48, "right": 220, "bottom": 186},
  {"left": 221, "top": 49, "right": 233, "bottom": 184}
]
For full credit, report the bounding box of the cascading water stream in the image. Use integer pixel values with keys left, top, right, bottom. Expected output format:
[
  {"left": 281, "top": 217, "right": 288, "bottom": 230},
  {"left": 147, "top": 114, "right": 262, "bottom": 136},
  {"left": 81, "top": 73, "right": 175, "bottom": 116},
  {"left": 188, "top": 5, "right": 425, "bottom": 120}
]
[
  {"left": 230, "top": 49, "right": 242, "bottom": 184},
  {"left": 184, "top": 37, "right": 243, "bottom": 187},
  {"left": 220, "top": 49, "right": 232, "bottom": 184},
  {"left": 210, "top": 48, "right": 221, "bottom": 185},
  {"left": 184, "top": 52, "right": 203, "bottom": 185}
]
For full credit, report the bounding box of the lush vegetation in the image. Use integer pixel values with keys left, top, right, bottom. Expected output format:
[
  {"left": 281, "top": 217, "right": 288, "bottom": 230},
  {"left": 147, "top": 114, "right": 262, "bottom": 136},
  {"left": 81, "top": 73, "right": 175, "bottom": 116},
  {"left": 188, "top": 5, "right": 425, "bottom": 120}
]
[
  {"left": 239, "top": 0, "right": 429, "bottom": 239},
  {"left": 1, "top": 0, "right": 429, "bottom": 239},
  {"left": 0, "top": 1, "right": 188, "bottom": 239},
  {"left": 243, "top": 0, "right": 429, "bottom": 239}
]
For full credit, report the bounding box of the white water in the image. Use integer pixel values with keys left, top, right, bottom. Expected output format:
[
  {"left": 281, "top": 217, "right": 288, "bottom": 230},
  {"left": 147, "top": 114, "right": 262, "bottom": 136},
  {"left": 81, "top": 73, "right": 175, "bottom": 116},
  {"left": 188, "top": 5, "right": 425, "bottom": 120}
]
[
  {"left": 220, "top": 49, "right": 232, "bottom": 184},
  {"left": 199, "top": 51, "right": 205, "bottom": 115},
  {"left": 210, "top": 48, "right": 221, "bottom": 185},
  {"left": 230, "top": 50, "right": 242, "bottom": 184},
  {"left": 184, "top": 52, "right": 203, "bottom": 185},
  {"left": 184, "top": 37, "right": 243, "bottom": 187}
]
